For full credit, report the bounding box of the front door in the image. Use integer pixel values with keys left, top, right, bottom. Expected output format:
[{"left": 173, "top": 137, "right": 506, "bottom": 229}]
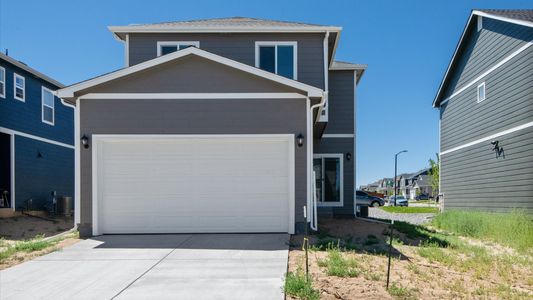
[{"left": 313, "top": 154, "right": 343, "bottom": 207}]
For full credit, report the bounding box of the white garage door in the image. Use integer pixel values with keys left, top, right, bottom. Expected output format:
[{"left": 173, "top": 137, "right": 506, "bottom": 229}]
[{"left": 92, "top": 135, "right": 294, "bottom": 235}]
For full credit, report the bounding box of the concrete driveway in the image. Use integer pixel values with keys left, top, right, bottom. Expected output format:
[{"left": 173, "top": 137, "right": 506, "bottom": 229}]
[{"left": 0, "top": 234, "right": 289, "bottom": 300}]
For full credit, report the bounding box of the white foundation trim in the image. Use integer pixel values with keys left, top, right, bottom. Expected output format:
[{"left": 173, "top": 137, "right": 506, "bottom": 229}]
[{"left": 0, "top": 127, "right": 74, "bottom": 149}]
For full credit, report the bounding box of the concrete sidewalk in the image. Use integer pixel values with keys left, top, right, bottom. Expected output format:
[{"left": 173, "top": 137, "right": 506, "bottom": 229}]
[{"left": 0, "top": 234, "right": 289, "bottom": 300}]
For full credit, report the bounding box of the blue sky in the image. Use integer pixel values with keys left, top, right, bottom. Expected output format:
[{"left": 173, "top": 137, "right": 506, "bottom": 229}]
[{"left": 0, "top": 0, "right": 531, "bottom": 186}]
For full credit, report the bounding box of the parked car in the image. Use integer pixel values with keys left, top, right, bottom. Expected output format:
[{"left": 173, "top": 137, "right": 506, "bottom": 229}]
[
  {"left": 388, "top": 196, "right": 408, "bottom": 207},
  {"left": 356, "top": 190, "right": 385, "bottom": 207},
  {"left": 415, "top": 193, "right": 429, "bottom": 200}
]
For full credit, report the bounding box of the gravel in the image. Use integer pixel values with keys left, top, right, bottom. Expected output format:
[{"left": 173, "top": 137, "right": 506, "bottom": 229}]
[{"left": 368, "top": 207, "right": 435, "bottom": 225}]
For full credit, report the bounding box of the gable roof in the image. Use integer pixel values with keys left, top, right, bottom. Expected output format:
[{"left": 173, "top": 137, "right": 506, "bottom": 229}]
[
  {"left": 109, "top": 17, "right": 341, "bottom": 37},
  {"left": 56, "top": 46, "right": 324, "bottom": 99},
  {"left": 0, "top": 52, "right": 64, "bottom": 88},
  {"left": 432, "top": 9, "right": 533, "bottom": 108}
]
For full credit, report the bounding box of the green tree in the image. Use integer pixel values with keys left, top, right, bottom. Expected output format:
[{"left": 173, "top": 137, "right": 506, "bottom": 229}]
[{"left": 428, "top": 153, "right": 440, "bottom": 197}]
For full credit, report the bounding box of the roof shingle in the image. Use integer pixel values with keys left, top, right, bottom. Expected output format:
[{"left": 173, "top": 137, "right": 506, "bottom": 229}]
[{"left": 478, "top": 9, "right": 533, "bottom": 23}]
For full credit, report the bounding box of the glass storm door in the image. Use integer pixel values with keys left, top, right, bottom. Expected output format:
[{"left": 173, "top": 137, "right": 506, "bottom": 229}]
[{"left": 313, "top": 155, "right": 343, "bottom": 206}]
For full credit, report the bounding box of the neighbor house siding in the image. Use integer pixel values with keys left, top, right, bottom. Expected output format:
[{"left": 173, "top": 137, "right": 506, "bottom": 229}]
[
  {"left": 0, "top": 60, "right": 74, "bottom": 145},
  {"left": 440, "top": 126, "right": 533, "bottom": 213},
  {"left": 439, "top": 18, "right": 533, "bottom": 213},
  {"left": 440, "top": 45, "right": 533, "bottom": 150},
  {"left": 14, "top": 135, "right": 74, "bottom": 210},
  {"left": 442, "top": 17, "right": 533, "bottom": 99},
  {"left": 127, "top": 33, "right": 325, "bottom": 89},
  {"left": 79, "top": 98, "right": 307, "bottom": 235}
]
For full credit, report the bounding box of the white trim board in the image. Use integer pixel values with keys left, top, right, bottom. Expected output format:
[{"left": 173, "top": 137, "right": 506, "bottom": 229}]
[
  {"left": 439, "top": 41, "right": 532, "bottom": 106},
  {"left": 474, "top": 10, "right": 533, "bottom": 29},
  {"left": 78, "top": 93, "right": 308, "bottom": 100},
  {"left": 440, "top": 121, "right": 533, "bottom": 155},
  {"left": 57, "top": 47, "right": 323, "bottom": 99},
  {"left": 109, "top": 25, "right": 342, "bottom": 34},
  {"left": 91, "top": 134, "right": 296, "bottom": 235},
  {"left": 0, "top": 127, "right": 74, "bottom": 149}
]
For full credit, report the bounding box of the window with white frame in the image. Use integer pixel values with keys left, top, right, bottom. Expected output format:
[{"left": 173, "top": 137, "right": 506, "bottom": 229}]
[
  {"left": 0, "top": 67, "right": 5, "bottom": 98},
  {"left": 313, "top": 153, "right": 343, "bottom": 207},
  {"left": 477, "top": 82, "right": 486, "bottom": 103},
  {"left": 42, "top": 87, "right": 54, "bottom": 125},
  {"left": 157, "top": 41, "right": 200, "bottom": 56},
  {"left": 14, "top": 73, "right": 25, "bottom": 101},
  {"left": 255, "top": 42, "right": 297, "bottom": 79}
]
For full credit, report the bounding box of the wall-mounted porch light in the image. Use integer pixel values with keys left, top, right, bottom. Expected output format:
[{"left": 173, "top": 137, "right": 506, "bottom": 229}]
[
  {"left": 81, "top": 135, "right": 90, "bottom": 149},
  {"left": 346, "top": 152, "right": 352, "bottom": 161},
  {"left": 297, "top": 134, "right": 304, "bottom": 147}
]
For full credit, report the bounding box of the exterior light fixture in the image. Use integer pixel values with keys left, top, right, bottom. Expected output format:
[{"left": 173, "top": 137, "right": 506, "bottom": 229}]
[
  {"left": 297, "top": 134, "right": 304, "bottom": 147},
  {"left": 346, "top": 152, "right": 352, "bottom": 161},
  {"left": 81, "top": 135, "right": 90, "bottom": 149}
]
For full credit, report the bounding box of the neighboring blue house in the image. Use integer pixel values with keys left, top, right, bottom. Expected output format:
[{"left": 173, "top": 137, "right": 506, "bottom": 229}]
[{"left": 0, "top": 52, "right": 74, "bottom": 211}]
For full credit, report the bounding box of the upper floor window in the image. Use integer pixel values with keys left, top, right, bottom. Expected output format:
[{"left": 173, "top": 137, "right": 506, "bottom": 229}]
[
  {"left": 14, "top": 73, "right": 25, "bottom": 101},
  {"left": 0, "top": 67, "right": 5, "bottom": 98},
  {"left": 157, "top": 41, "right": 200, "bottom": 56},
  {"left": 255, "top": 42, "right": 297, "bottom": 80},
  {"left": 42, "top": 87, "right": 55, "bottom": 125},
  {"left": 477, "top": 82, "right": 486, "bottom": 103}
]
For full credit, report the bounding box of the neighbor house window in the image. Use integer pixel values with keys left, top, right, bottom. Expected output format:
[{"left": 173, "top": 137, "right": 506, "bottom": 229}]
[
  {"left": 477, "top": 82, "right": 486, "bottom": 103},
  {"left": 14, "top": 73, "right": 25, "bottom": 101},
  {"left": 42, "top": 87, "right": 54, "bottom": 125},
  {"left": 157, "top": 41, "right": 200, "bottom": 56},
  {"left": 255, "top": 42, "right": 297, "bottom": 79},
  {"left": 0, "top": 67, "right": 5, "bottom": 98}
]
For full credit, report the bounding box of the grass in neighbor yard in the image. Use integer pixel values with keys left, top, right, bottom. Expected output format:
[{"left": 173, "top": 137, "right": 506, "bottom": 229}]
[
  {"left": 431, "top": 209, "right": 533, "bottom": 254},
  {"left": 285, "top": 268, "right": 320, "bottom": 300},
  {"left": 287, "top": 216, "right": 533, "bottom": 300},
  {"left": 380, "top": 206, "right": 439, "bottom": 214}
]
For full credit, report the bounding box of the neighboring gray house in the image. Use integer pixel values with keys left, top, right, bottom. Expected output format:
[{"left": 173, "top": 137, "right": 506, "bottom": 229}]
[
  {"left": 57, "top": 17, "right": 366, "bottom": 237},
  {"left": 433, "top": 10, "right": 533, "bottom": 212}
]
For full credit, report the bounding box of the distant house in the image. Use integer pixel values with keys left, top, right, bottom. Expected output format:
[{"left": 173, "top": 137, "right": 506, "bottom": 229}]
[
  {"left": 433, "top": 10, "right": 533, "bottom": 212},
  {"left": 376, "top": 178, "right": 393, "bottom": 196},
  {"left": 0, "top": 53, "right": 74, "bottom": 211}
]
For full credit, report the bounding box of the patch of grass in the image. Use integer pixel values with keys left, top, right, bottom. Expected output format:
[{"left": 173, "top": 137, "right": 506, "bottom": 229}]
[
  {"left": 284, "top": 269, "right": 320, "bottom": 300},
  {"left": 381, "top": 206, "right": 439, "bottom": 214},
  {"left": 431, "top": 210, "right": 533, "bottom": 253},
  {"left": 417, "top": 242, "right": 456, "bottom": 266},
  {"left": 0, "top": 236, "right": 54, "bottom": 261},
  {"left": 364, "top": 234, "right": 380, "bottom": 246},
  {"left": 317, "top": 243, "right": 360, "bottom": 277},
  {"left": 388, "top": 282, "right": 418, "bottom": 299}
]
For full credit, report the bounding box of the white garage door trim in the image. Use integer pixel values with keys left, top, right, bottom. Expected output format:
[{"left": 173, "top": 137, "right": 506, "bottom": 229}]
[{"left": 91, "top": 134, "right": 295, "bottom": 235}]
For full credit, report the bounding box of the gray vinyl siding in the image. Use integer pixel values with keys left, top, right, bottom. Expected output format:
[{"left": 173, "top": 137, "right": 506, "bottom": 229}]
[
  {"left": 79, "top": 98, "right": 307, "bottom": 236},
  {"left": 442, "top": 17, "right": 533, "bottom": 99},
  {"left": 324, "top": 70, "right": 355, "bottom": 134},
  {"left": 441, "top": 126, "right": 533, "bottom": 213},
  {"left": 128, "top": 33, "right": 325, "bottom": 89},
  {"left": 314, "top": 70, "right": 356, "bottom": 216},
  {"left": 77, "top": 55, "right": 301, "bottom": 96},
  {"left": 440, "top": 45, "right": 533, "bottom": 150},
  {"left": 439, "top": 19, "right": 533, "bottom": 213}
]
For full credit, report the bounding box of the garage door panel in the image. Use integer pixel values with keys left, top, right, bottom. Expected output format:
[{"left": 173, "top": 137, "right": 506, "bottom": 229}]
[{"left": 95, "top": 136, "right": 293, "bottom": 234}]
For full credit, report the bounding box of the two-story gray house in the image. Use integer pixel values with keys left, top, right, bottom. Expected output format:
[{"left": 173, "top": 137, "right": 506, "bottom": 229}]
[
  {"left": 433, "top": 10, "right": 533, "bottom": 213},
  {"left": 57, "top": 17, "right": 366, "bottom": 237}
]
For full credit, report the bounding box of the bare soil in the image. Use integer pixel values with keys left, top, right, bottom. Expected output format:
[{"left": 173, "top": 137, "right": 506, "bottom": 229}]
[
  {"left": 287, "top": 218, "right": 533, "bottom": 300},
  {"left": 0, "top": 215, "right": 74, "bottom": 240},
  {"left": 0, "top": 215, "right": 80, "bottom": 270}
]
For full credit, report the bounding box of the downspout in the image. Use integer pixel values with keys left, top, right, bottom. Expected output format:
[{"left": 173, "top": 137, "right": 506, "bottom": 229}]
[{"left": 309, "top": 31, "right": 330, "bottom": 231}]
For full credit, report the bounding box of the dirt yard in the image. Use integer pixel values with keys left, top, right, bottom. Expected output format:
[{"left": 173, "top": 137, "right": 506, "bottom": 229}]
[
  {"left": 0, "top": 215, "right": 80, "bottom": 270},
  {"left": 287, "top": 218, "right": 533, "bottom": 299}
]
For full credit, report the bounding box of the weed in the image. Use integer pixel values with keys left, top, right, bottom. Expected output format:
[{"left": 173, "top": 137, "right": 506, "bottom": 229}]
[
  {"left": 388, "top": 282, "right": 418, "bottom": 299},
  {"left": 318, "top": 244, "right": 360, "bottom": 277},
  {"left": 431, "top": 210, "right": 533, "bottom": 253},
  {"left": 417, "top": 242, "right": 455, "bottom": 266},
  {"left": 284, "top": 269, "right": 319, "bottom": 300}
]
